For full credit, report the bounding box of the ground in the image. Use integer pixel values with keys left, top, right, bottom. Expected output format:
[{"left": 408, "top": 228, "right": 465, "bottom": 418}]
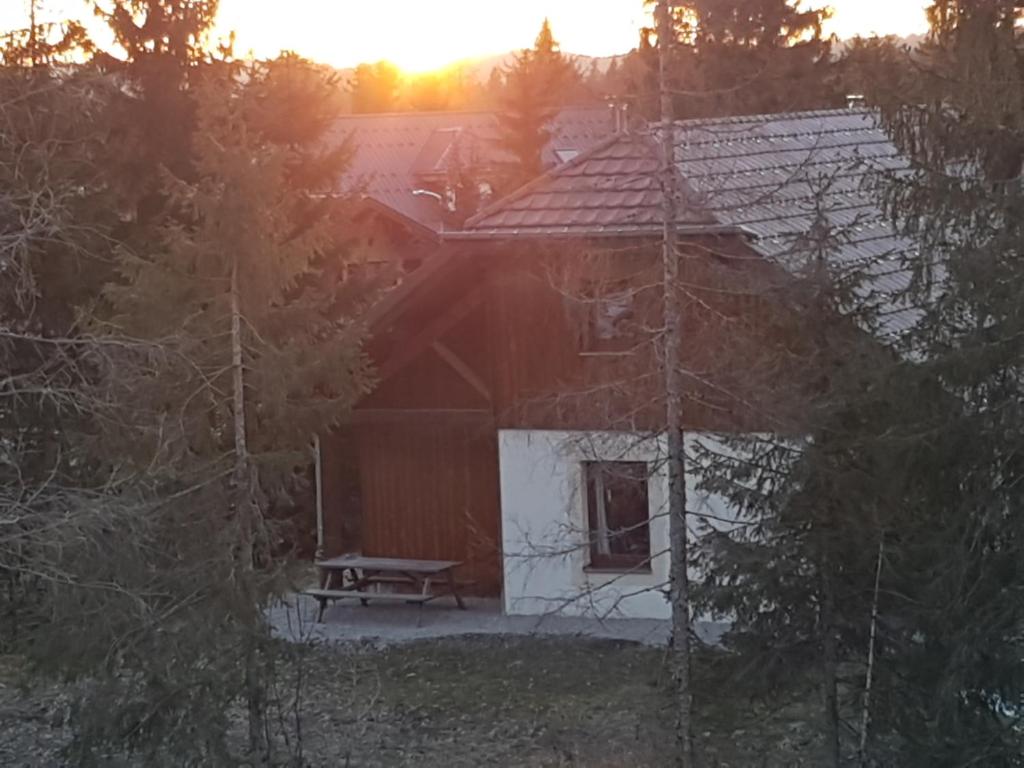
[{"left": 1, "top": 635, "right": 827, "bottom": 767}]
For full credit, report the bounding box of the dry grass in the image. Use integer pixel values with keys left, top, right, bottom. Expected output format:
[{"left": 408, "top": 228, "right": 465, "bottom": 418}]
[{"left": 0, "top": 636, "right": 826, "bottom": 766}]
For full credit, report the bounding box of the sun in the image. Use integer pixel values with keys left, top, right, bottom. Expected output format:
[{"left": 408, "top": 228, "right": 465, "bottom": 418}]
[
  {"left": 380, "top": 24, "right": 478, "bottom": 74},
  {"left": 217, "top": 0, "right": 518, "bottom": 74},
  {"left": 214, "top": 0, "right": 648, "bottom": 74}
]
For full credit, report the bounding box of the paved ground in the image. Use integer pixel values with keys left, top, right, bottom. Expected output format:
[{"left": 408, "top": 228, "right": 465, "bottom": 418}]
[{"left": 269, "top": 593, "right": 727, "bottom": 647}]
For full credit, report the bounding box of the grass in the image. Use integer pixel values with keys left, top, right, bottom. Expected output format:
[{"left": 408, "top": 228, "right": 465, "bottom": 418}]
[
  {"left": 296, "top": 635, "right": 826, "bottom": 767},
  {"left": 1, "top": 635, "right": 827, "bottom": 766}
]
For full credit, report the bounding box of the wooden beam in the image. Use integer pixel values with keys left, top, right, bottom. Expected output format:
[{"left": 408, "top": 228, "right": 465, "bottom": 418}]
[
  {"left": 364, "top": 252, "right": 458, "bottom": 329},
  {"left": 378, "top": 283, "right": 486, "bottom": 382},
  {"left": 432, "top": 341, "right": 491, "bottom": 403}
]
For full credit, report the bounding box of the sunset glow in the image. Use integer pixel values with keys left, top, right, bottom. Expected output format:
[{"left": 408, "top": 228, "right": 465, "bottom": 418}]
[
  {"left": 3, "top": 1, "right": 933, "bottom": 73},
  {"left": 215, "top": 0, "right": 648, "bottom": 73}
]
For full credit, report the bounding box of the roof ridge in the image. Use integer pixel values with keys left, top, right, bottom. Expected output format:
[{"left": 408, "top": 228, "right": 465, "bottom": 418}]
[
  {"left": 676, "top": 128, "right": 891, "bottom": 150},
  {"left": 674, "top": 107, "right": 874, "bottom": 129},
  {"left": 333, "top": 104, "right": 610, "bottom": 121}
]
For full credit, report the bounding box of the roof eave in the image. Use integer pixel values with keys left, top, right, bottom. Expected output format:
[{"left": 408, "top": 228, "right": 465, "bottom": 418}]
[
  {"left": 358, "top": 195, "right": 443, "bottom": 242},
  {"left": 442, "top": 223, "right": 754, "bottom": 242}
]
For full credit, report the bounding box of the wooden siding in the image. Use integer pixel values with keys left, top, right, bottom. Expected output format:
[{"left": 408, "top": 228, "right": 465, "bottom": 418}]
[
  {"left": 472, "top": 244, "right": 778, "bottom": 433},
  {"left": 360, "top": 337, "right": 489, "bottom": 411},
  {"left": 354, "top": 416, "right": 503, "bottom": 595},
  {"left": 319, "top": 429, "right": 363, "bottom": 557}
]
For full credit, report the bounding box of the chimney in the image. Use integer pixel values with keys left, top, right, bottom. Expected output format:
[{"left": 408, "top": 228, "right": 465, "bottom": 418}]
[
  {"left": 846, "top": 93, "right": 866, "bottom": 110},
  {"left": 606, "top": 98, "right": 632, "bottom": 133}
]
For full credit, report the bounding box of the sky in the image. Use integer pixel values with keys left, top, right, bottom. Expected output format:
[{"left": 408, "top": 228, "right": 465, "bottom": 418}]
[{"left": 3, "top": 1, "right": 933, "bottom": 73}]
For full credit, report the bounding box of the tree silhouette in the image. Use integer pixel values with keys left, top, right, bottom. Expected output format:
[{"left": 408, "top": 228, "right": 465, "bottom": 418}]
[
  {"left": 496, "top": 18, "right": 584, "bottom": 186},
  {"left": 350, "top": 60, "right": 401, "bottom": 113}
]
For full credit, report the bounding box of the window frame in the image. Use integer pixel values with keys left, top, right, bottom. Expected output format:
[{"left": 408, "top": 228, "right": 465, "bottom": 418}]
[{"left": 582, "top": 460, "right": 653, "bottom": 573}]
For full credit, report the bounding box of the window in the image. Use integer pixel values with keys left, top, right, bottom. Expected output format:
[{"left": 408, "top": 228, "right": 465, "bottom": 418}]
[
  {"left": 580, "top": 283, "right": 636, "bottom": 353},
  {"left": 584, "top": 461, "right": 651, "bottom": 571}
]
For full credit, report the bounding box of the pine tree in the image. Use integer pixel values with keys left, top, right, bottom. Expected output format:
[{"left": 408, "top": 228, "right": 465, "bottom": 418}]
[
  {"left": 407, "top": 71, "right": 450, "bottom": 111},
  {"left": 0, "top": 20, "right": 119, "bottom": 647},
  {"left": 73, "top": 55, "right": 371, "bottom": 761},
  {"left": 103, "top": 53, "right": 370, "bottom": 540},
  {"left": 612, "top": 32, "right": 660, "bottom": 120},
  {"left": 1, "top": 0, "right": 93, "bottom": 66},
  {"left": 689, "top": 184, "right": 902, "bottom": 765},
  {"left": 496, "top": 18, "right": 584, "bottom": 187},
  {"left": 695, "top": 3, "right": 1024, "bottom": 764},
  {"left": 93, "top": 0, "right": 222, "bottom": 219},
  {"left": 834, "top": 35, "right": 918, "bottom": 108},
  {"left": 652, "top": 0, "right": 837, "bottom": 117},
  {"left": 483, "top": 66, "right": 505, "bottom": 108},
  {"left": 349, "top": 60, "right": 400, "bottom": 113},
  {"left": 867, "top": 2, "right": 1024, "bottom": 763}
]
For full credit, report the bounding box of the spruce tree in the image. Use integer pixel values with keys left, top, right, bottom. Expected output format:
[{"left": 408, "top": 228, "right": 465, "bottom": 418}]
[
  {"left": 102, "top": 53, "right": 371, "bottom": 546},
  {"left": 0, "top": 19, "right": 119, "bottom": 649},
  {"left": 92, "top": 0, "right": 221, "bottom": 222},
  {"left": 651, "top": 0, "right": 836, "bottom": 117},
  {"left": 868, "top": 2, "right": 1024, "bottom": 763},
  {"left": 349, "top": 60, "right": 400, "bottom": 113},
  {"left": 690, "top": 187, "right": 902, "bottom": 765},
  {"left": 695, "top": 3, "right": 1024, "bottom": 764},
  {"left": 1, "top": 1, "right": 93, "bottom": 66},
  {"left": 496, "top": 18, "right": 584, "bottom": 187},
  {"left": 60, "top": 55, "right": 370, "bottom": 762}
]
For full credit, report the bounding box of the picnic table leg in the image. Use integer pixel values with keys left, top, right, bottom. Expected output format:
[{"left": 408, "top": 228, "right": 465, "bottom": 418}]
[
  {"left": 445, "top": 569, "right": 466, "bottom": 610},
  {"left": 357, "top": 568, "right": 369, "bottom": 606},
  {"left": 315, "top": 596, "right": 326, "bottom": 623},
  {"left": 315, "top": 568, "right": 340, "bottom": 623}
]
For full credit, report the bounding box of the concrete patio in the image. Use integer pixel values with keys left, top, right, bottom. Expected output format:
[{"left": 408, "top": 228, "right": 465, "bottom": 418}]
[{"left": 270, "top": 593, "right": 727, "bottom": 648}]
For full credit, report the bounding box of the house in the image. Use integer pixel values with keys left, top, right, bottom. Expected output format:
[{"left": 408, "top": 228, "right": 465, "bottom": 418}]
[{"left": 317, "top": 107, "right": 913, "bottom": 620}]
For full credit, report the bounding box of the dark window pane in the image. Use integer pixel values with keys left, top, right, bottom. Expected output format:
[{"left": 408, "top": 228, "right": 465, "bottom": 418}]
[{"left": 585, "top": 461, "right": 651, "bottom": 570}]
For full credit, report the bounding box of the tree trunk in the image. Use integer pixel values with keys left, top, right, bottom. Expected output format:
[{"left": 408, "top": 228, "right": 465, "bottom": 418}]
[
  {"left": 657, "top": 3, "right": 694, "bottom": 765},
  {"left": 858, "top": 537, "right": 885, "bottom": 766},
  {"left": 230, "top": 253, "right": 255, "bottom": 567},
  {"left": 821, "top": 543, "right": 841, "bottom": 767},
  {"left": 230, "top": 253, "right": 268, "bottom": 761},
  {"left": 28, "top": 0, "right": 38, "bottom": 67}
]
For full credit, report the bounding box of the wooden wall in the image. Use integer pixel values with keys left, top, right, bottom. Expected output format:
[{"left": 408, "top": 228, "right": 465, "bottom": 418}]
[
  {"left": 354, "top": 415, "right": 502, "bottom": 594},
  {"left": 336, "top": 269, "right": 504, "bottom": 594},
  {"left": 473, "top": 243, "right": 780, "bottom": 433}
]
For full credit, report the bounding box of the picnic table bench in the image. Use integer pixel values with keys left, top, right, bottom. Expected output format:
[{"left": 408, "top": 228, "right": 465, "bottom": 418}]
[{"left": 305, "top": 555, "right": 467, "bottom": 622}]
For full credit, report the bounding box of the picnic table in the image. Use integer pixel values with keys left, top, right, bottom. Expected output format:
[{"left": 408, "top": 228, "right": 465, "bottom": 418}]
[{"left": 305, "top": 555, "right": 467, "bottom": 622}]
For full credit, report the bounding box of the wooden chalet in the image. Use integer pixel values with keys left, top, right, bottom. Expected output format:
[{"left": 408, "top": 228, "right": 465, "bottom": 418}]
[{"left": 317, "top": 108, "right": 912, "bottom": 619}]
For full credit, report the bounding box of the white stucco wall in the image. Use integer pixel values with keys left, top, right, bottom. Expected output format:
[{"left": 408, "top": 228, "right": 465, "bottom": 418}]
[{"left": 498, "top": 429, "right": 744, "bottom": 620}]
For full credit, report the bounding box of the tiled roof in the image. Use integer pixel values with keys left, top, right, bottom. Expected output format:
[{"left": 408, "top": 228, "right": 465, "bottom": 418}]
[
  {"left": 673, "top": 109, "right": 916, "bottom": 336},
  {"left": 331, "top": 107, "right": 615, "bottom": 234},
  {"left": 462, "top": 108, "right": 918, "bottom": 337},
  {"left": 462, "top": 132, "right": 717, "bottom": 236}
]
